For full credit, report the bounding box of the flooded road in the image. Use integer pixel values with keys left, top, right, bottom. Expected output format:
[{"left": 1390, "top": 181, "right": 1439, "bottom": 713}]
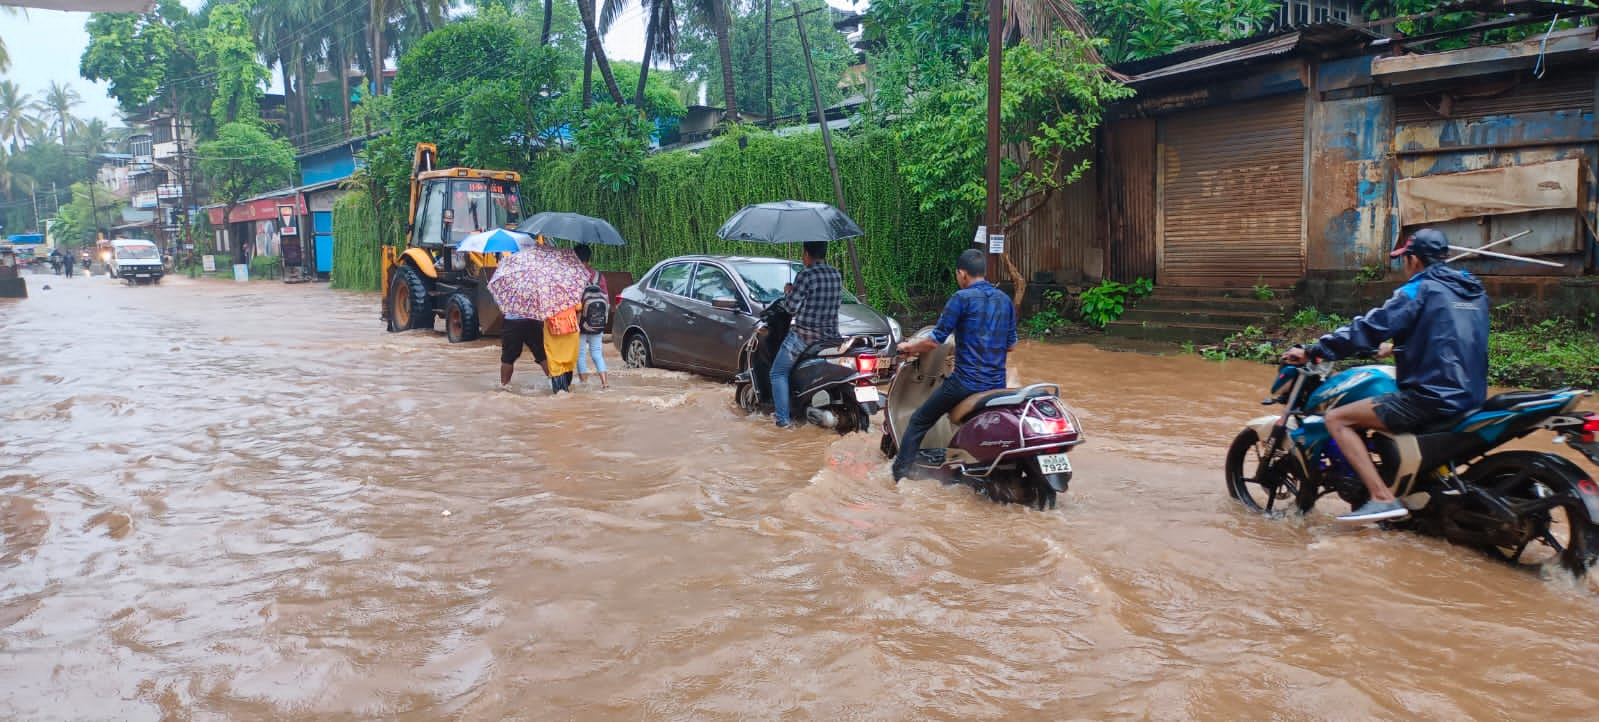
[{"left": 4, "top": 272, "right": 1599, "bottom": 720}]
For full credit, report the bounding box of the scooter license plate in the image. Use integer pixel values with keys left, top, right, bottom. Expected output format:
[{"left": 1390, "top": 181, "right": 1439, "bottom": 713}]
[
  {"left": 1036, "top": 453, "right": 1072, "bottom": 475},
  {"left": 853, "top": 386, "right": 880, "bottom": 404}
]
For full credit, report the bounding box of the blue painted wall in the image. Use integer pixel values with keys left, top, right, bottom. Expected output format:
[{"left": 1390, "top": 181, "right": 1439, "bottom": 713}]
[
  {"left": 1308, "top": 93, "right": 1394, "bottom": 272},
  {"left": 299, "top": 140, "right": 366, "bottom": 186}
]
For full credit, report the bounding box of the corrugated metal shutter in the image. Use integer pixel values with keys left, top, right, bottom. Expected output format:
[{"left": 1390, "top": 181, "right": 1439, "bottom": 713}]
[
  {"left": 1394, "top": 71, "right": 1595, "bottom": 125},
  {"left": 1161, "top": 94, "right": 1305, "bottom": 287},
  {"left": 1103, "top": 119, "right": 1158, "bottom": 282}
]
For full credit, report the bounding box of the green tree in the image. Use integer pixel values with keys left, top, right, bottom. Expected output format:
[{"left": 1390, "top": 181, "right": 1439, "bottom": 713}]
[
  {"left": 197, "top": 121, "right": 296, "bottom": 263},
  {"left": 203, "top": 2, "right": 270, "bottom": 127},
  {"left": 0, "top": 80, "right": 42, "bottom": 150},
  {"left": 678, "top": 2, "right": 853, "bottom": 118},
  {"left": 50, "top": 180, "right": 123, "bottom": 248},
  {"left": 80, "top": 1, "right": 197, "bottom": 115},
  {"left": 897, "top": 32, "right": 1131, "bottom": 303},
  {"left": 36, "top": 81, "right": 85, "bottom": 149},
  {"left": 1081, "top": 0, "right": 1278, "bottom": 63},
  {"left": 574, "top": 102, "right": 656, "bottom": 191},
  {"left": 576, "top": 61, "right": 689, "bottom": 122}
]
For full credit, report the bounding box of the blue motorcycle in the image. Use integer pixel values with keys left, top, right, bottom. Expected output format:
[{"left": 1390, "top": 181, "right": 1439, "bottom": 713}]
[{"left": 1226, "top": 357, "right": 1599, "bottom": 577}]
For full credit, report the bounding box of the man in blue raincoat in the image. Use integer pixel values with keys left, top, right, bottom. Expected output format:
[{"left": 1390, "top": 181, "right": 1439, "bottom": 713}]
[{"left": 1282, "top": 228, "right": 1490, "bottom": 524}]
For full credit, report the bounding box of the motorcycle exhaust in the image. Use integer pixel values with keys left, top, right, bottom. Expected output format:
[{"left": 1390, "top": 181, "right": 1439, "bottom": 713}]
[{"left": 806, "top": 407, "right": 839, "bottom": 428}]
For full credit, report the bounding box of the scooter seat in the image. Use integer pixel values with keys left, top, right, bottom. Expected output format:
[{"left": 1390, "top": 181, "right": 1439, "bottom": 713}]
[
  {"left": 808, "top": 337, "right": 860, "bottom": 358},
  {"left": 947, "top": 384, "right": 1060, "bottom": 425}
]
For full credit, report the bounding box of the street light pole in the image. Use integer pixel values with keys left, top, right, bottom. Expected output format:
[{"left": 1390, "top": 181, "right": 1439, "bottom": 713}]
[
  {"left": 985, "top": 0, "right": 1002, "bottom": 279},
  {"left": 792, "top": 0, "right": 867, "bottom": 301}
]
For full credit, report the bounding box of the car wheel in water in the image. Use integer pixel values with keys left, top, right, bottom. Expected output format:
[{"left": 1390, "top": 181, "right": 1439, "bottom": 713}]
[{"left": 624, "top": 332, "right": 652, "bottom": 368}]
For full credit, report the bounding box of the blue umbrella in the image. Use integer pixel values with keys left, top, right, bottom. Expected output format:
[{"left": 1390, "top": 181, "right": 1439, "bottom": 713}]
[{"left": 457, "top": 228, "right": 537, "bottom": 254}]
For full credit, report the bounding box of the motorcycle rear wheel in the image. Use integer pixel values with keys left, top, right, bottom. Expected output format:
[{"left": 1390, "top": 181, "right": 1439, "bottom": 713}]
[
  {"left": 1467, "top": 451, "right": 1599, "bottom": 578},
  {"left": 1224, "top": 428, "right": 1306, "bottom": 515}
]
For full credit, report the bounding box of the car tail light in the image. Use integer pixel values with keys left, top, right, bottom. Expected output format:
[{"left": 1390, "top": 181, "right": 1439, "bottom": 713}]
[{"left": 855, "top": 354, "right": 878, "bottom": 375}]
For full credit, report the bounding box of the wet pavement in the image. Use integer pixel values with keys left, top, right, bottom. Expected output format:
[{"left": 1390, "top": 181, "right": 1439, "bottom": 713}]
[{"left": 4, "top": 271, "right": 1599, "bottom": 720}]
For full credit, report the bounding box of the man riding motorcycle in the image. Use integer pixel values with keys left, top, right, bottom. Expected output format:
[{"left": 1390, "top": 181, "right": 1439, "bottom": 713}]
[
  {"left": 892, "top": 248, "right": 1017, "bottom": 481},
  {"left": 1282, "top": 228, "right": 1489, "bottom": 523},
  {"left": 770, "top": 240, "right": 844, "bottom": 428}
]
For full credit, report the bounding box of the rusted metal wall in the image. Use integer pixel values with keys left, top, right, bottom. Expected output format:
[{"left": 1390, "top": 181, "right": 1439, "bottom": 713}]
[
  {"left": 1160, "top": 93, "right": 1307, "bottom": 287},
  {"left": 999, "top": 148, "right": 1101, "bottom": 285},
  {"left": 1390, "top": 69, "right": 1598, "bottom": 276},
  {"left": 1307, "top": 94, "right": 1394, "bottom": 273},
  {"left": 1102, "top": 119, "right": 1158, "bottom": 282}
]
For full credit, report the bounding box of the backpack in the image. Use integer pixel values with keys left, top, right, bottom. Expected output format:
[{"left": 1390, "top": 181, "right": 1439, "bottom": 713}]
[{"left": 580, "top": 270, "right": 609, "bottom": 334}]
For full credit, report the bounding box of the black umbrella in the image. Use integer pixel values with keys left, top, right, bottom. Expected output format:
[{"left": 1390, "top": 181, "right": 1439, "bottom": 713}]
[
  {"left": 715, "top": 200, "right": 864, "bottom": 244},
  {"left": 519, "top": 212, "right": 627, "bottom": 246}
]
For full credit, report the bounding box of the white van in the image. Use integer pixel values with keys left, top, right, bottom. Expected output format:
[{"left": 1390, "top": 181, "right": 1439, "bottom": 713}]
[{"left": 110, "top": 239, "right": 165, "bottom": 284}]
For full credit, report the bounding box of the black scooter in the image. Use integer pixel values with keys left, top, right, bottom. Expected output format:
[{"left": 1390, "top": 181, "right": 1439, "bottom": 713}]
[{"left": 732, "top": 297, "right": 882, "bottom": 433}]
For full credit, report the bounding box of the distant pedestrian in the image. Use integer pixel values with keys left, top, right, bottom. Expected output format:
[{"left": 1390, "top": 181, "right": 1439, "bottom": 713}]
[
  {"left": 499, "top": 314, "right": 549, "bottom": 390},
  {"left": 574, "top": 243, "right": 610, "bottom": 390},
  {"left": 62, "top": 251, "right": 75, "bottom": 278}
]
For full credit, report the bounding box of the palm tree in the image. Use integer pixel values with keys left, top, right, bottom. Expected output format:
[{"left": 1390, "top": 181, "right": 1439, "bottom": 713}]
[
  {"left": 37, "top": 81, "right": 85, "bottom": 148},
  {"left": 0, "top": 147, "right": 34, "bottom": 204},
  {"left": 0, "top": 7, "right": 19, "bottom": 74},
  {"left": 0, "top": 80, "right": 42, "bottom": 151},
  {"left": 578, "top": 0, "right": 627, "bottom": 107},
  {"left": 601, "top": 0, "right": 678, "bottom": 109},
  {"left": 685, "top": 0, "right": 738, "bottom": 120}
]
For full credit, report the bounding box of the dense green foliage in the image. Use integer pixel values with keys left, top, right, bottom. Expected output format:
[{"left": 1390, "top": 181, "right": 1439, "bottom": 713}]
[
  {"left": 1082, "top": 0, "right": 1278, "bottom": 64},
  {"left": 331, "top": 188, "right": 385, "bottom": 291},
  {"left": 527, "top": 127, "right": 959, "bottom": 311},
  {"left": 897, "top": 32, "right": 1132, "bottom": 234},
  {"left": 676, "top": 3, "right": 855, "bottom": 117},
  {"left": 1078, "top": 277, "right": 1152, "bottom": 327}
]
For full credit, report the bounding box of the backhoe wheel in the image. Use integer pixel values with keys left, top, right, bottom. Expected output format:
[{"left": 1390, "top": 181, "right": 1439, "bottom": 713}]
[
  {"left": 445, "top": 292, "right": 480, "bottom": 343},
  {"left": 387, "top": 265, "right": 433, "bottom": 332}
]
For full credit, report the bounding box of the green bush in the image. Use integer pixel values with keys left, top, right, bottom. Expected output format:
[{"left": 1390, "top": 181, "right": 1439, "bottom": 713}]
[
  {"left": 248, "top": 254, "right": 281, "bottom": 280},
  {"left": 1078, "top": 277, "right": 1152, "bottom": 328},
  {"left": 332, "top": 188, "right": 385, "bottom": 291}
]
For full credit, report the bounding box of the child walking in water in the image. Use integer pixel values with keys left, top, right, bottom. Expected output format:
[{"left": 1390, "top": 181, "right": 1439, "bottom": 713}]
[{"left": 574, "top": 244, "right": 611, "bottom": 390}]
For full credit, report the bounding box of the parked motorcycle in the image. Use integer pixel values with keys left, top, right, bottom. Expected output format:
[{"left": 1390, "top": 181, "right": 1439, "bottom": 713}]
[
  {"left": 1226, "top": 356, "right": 1599, "bottom": 577},
  {"left": 879, "top": 329, "right": 1083, "bottom": 510},
  {"left": 732, "top": 297, "right": 882, "bottom": 433}
]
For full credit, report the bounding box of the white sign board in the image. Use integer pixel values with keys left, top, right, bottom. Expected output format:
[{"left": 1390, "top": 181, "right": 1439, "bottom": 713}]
[
  {"left": 202, "top": 255, "right": 216, "bottom": 272},
  {"left": 972, "top": 225, "right": 987, "bottom": 247},
  {"left": 989, "top": 233, "right": 1005, "bottom": 254}
]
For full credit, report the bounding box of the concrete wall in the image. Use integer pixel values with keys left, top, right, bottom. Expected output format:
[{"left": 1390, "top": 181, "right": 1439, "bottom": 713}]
[{"left": 1299, "top": 274, "right": 1599, "bottom": 320}]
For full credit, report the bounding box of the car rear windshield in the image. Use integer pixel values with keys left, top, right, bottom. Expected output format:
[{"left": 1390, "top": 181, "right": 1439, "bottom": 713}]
[
  {"left": 118, "top": 246, "right": 159, "bottom": 259},
  {"left": 733, "top": 261, "right": 859, "bottom": 305}
]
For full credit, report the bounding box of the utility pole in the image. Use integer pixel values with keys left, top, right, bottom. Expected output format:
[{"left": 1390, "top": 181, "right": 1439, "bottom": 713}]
[
  {"left": 792, "top": 0, "right": 867, "bottom": 300},
  {"left": 87, "top": 151, "right": 103, "bottom": 244},
  {"left": 985, "top": 0, "right": 1002, "bottom": 280}
]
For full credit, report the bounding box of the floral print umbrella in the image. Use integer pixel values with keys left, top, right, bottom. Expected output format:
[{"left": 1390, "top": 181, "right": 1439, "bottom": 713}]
[{"left": 487, "top": 244, "right": 591, "bottom": 321}]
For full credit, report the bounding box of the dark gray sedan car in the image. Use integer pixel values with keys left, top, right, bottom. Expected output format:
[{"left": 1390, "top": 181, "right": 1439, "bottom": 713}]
[{"left": 612, "top": 255, "right": 900, "bottom": 380}]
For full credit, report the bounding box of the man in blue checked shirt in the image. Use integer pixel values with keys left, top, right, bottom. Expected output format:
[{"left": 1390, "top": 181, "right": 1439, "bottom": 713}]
[
  {"left": 892, "top": 248, "right": 1017, "bottom": 481},
  {"left": 771, "top": 240, "right": 844, "bottom": 428}
]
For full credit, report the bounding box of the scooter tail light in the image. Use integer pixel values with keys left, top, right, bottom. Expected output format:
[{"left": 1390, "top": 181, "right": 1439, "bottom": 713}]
[
  {"left": 855, "top": 354, "right": 878, "bottom": 375},
  {"left": 1583, "top": 414, "right": 1599, "bottom": 432}
]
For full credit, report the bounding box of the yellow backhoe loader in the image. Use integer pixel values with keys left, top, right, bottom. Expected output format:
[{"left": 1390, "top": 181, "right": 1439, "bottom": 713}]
[{"left": 380, "top": 143, "right": 522, "bottom": 342}]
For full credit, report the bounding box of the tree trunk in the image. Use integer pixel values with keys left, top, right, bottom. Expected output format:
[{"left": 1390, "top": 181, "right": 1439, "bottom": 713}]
[
  {"left": 582, "top": 41, "right": 594, "bottom": 110},
  {"left": 712, "top": 0, "right": 739, "bottom": 120},
  {"left": 280, "top": 59, "right": 296, "bottom": 137},
  {"left": 370, "top": 0, "right": 387, "bottom": 97},
  {"left": 577, "top": 0, "right": 626, "bottom": 106},
  {"left": 540, "top": 0, "right": 553, "bottom": 45},
  {"left": 635, "top": 9, "right": 657, "bottom": 108},
  {"left": 411, "top": 0, "right": 432, "bottom": 34},
  {"left": 764, "top": 0, "right": 773, "bottom": 116}
]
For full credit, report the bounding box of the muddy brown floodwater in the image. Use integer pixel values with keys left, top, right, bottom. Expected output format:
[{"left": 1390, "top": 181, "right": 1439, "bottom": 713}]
[{"left": 4, "top": 272, "right": 1599, "bottom": 720}]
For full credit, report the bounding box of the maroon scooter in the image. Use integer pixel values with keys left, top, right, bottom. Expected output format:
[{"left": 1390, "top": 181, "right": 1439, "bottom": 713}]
[{"left": 879, "top": 330, "right": 1084, "bottom": 509}]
